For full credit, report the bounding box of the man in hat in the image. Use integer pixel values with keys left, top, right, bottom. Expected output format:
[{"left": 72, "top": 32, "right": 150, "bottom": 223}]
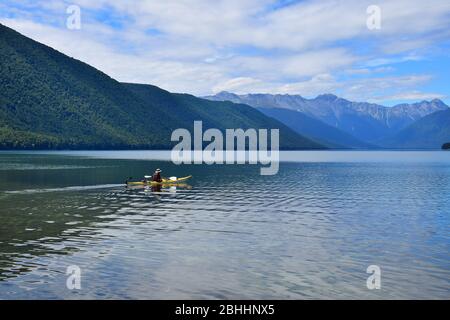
[{"left": 152, "top": 168, "right": 162, "bottom": 183}]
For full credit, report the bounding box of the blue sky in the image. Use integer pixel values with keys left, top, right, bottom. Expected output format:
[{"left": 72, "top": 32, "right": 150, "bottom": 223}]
[{"left": 1, "top": 0, "right": 450, "bottom": 106}]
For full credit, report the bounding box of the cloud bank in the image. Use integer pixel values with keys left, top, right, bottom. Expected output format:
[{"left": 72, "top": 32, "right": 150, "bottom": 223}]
[{"left": 1, "top": 0, "right": 449, "bottom": 104}]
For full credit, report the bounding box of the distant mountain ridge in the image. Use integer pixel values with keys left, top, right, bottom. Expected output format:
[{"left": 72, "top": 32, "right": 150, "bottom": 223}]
[
  {"left": 205, "top": 92, "right": 448, "bottom": 146},
  {"left": 2, "top": 21, "right": 446, "bottom": 151},
  {"left": 380, "top": 108, "right": 450, "bottom": 149},
  {"left": 256, "top": 107, "right": 374, "bottom": 149},
  {"left": 0, "top": 23, "right": 323, "bottom": 150}
]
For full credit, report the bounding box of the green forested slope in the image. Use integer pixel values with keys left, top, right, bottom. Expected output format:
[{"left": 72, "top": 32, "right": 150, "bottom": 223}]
[
  {"left": 380, "top": 109, "right": 450, "bottom": 149},
  {"left": 257, "top": 107, "right": 375, "bottom": 149},
  {"left": 0, "top": 23, "right": 323, "bottom": 150}
]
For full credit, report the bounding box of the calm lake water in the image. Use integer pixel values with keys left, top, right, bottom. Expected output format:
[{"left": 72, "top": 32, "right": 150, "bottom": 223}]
[{"left": 0, "top": 151, "right": 449, "bottom": 299}]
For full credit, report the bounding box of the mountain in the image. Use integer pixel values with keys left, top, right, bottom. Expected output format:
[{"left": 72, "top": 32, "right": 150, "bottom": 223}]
[
  {"left": 0, "top": 23, "right": 323, "bottom": 150},
  {"left": 122, "top": 83, "right": 322, "bottom": 149},
  {"left": 257, "top": 107, "right": 374, "bottom": 149},
  {"left": 205, "top": 92, "right": 448, "bottom": 144},
  {"left": 380, "top": 109, "right": 450, "bottom": 149}
]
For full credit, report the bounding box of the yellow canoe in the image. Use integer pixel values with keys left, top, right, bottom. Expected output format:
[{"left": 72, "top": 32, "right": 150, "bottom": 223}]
[{"left": 126, "top": 175, "right": 192, "bottom": 186}]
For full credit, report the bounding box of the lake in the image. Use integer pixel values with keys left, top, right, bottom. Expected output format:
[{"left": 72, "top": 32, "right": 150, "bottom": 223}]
[{"left": 0, "top": 151, "right": 449, "bottom": 299}]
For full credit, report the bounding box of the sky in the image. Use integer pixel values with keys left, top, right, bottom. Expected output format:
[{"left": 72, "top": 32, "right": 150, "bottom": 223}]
[{"left": 1, "top": 0, "right": 450, "bottom": 106}]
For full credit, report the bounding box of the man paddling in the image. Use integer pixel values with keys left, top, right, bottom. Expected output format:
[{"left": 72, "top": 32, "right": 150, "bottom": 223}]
[{"left": 152, "top": 168, "right": 162, "bottom": 183}]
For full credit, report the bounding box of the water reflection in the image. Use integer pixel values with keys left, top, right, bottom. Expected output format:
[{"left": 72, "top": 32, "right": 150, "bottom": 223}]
[{"left": 0, "top": 152, "right": 449, "bottom": 299}]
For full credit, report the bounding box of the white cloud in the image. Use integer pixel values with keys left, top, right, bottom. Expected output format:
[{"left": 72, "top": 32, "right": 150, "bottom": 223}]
[
  {"left": 277, "top": 74, "right": 341, "bottom": 96},
  {"left": 85, "top": 0, "right": 450, "bottom": 52},
  {"left": 341, "top": 75, "right": 437, "bottom": 102},
  {"left": 364, "top": 54, "right": 424, "bottom": 68},
  {"left": 212, "top": 73, "right": 341, "bottom": 97},
  {"left": 212, "top": 77, "right": 263, "bottom": 94}
]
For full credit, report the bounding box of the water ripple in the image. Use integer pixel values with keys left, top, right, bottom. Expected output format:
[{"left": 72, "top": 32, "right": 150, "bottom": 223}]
[{"left": 0, "top": 154, "right": 449, "bottom": 299}]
